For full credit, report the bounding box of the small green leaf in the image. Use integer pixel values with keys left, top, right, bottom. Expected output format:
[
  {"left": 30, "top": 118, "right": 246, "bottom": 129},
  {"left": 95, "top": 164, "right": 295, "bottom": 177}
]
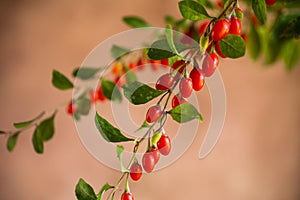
[
  {"left": 101, "top": 79, "right": 122, "bottom": 103},
  {"left": 252, "top": 0, "right": 266, "bottom": 24},
  {"left": 279, "top": 16, "right": 300, "bottom": 39},
  {"left": 95, "top": 112, "right": 133, "bottom": 143},
  {"left": 97, "top": 183, "right": 114, "bottom": 200},
  {"left": 164, "top": 15, "right": 176, "bottom": 24},
  {"left": 123, "top": 16, "right": 150, "bottom": 28},
  {"left": 178, "top": 0, "right": 211, "bottom": 21},
  {"left": 282, "top": 39, "right": 300, "bottom": 71},
  {"left": 148, "top": 39, "right": 193, "bottom": 60},
  {"left": 52, "top": 69, "right": 73, "bottom": 90},
  {"left": 124, "top": 68, "right": 137, "bottom": 84},
  {"left": 75, "top": 178, "right": 97, "bottom": 200},
  {"left": 166, "top": 24, "right": 179, "bottom": 55},
  {"left": 197, "top": 0, "right": 214, "bottom": 9},
  {"left": 72, "top": 67, "right": 100, "bottom": 80},
  {"left": 122, "top": 81, "right": 165, "bottom": 105},
  {"left": 32, "top": 127, "right": 44, "bottom": 154},
  {"left": 77, "top": 98, "right": 91, "bottom": 116},
  {"left": 219, "top": 34, "right": 246, "bottom": 58},
  {"left": 169, "top": 103, "right": 203, "bottom": 123},
  {"left": 247, "top": 24, "right": 261, "bottom": 60},
  {"left": 135, "top": 120, "right": 150, "bottom": 132},
  {"left": 13, "top": 112, "right": 45, "bottom": 129},
  {"left": 37, "top": 113, "right": 56, "bottom": 141},
  {"left": 116, "top": 145, "right": 127, "bottom": 172},
  {"left": 7, "top": 132, "right": 20, "bottom": 152},
  {"left": 111, "top": 45, "right": 130, "bottom": 59}
]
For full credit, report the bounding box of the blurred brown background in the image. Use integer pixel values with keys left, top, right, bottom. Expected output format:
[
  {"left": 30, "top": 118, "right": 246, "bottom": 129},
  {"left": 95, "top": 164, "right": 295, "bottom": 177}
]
[{"left": 0, "top": 0, "right": 300, "bottom": 200}]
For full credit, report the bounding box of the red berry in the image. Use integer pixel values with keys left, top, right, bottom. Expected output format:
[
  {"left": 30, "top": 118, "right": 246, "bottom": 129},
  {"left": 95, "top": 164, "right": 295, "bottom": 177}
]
[
  {"left": 155, "top": 73, "right": 174, "bottom": 90},
  {"left": 142, "top": 151, "right": 156, "bottom": 173},
  {"left": 97, "top": 87, "right": 106, "bottom": 101},
  {"left": 161, "top": 59, "right": 169, "bottom": 67},
  {"left": 215, "top": 41, "right": 227, "bottom": 58},
  {"left": 121, "top": 192, "right": 134, "bottom": 200},
  {"left": 114, "top": 76, "right": 126, "bottom": 87},
  {"left": 172, "top": 60, "right": 186, "bottom": 74},
  {"left": 157, "top": 134, "right": 171, "bottom": 156},
  {"left": 190, "top": 68, "right": 205, "bottom": 91},
  {"left": 130, "top": 162, "right": 142, "bottom": 181},
  {"left": 67, "top": 102, "right": 77, "bottom": 115},
  {"left": 229, "top": 18, "right": 242, "bottom": 35},
  {"left": 179, "top": 77, "right": 193, "bottom": 98},
  {"left": 150, "top": 146, "right": 160, "bottom": 164},
  {"left": 137, "top": 59, "right": 146, "bottom": 70},
  {"left": 146, "top": 105, "right": 163, "bottom": 123},
  {"left": 128, "top": 62, "right": 136, "bottom": 70},
  {"left": 198, "top": 21, "right": 209, "bottom": 35},
  {"left": 265, "top": 0, "right": 276, "bottom": 6},
  {"left": 171, "top": 94, "right": 186, "bottom": 108},
  {"left": 89, "top": 90, "right": 98, "bottom": 104},
  {"left": 211, "top": 19, "right": 231, "bottom": 41},
  {"left": 202, "top": 53, "right": 219, "bottom": 77}
]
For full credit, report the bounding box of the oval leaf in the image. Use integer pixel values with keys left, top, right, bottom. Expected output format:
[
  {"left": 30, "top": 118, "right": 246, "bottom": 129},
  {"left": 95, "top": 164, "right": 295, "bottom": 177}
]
[
  {"left": 13, "top": 112, "right": 45, "bottom": 129},
  {"left": 95, "top": 112, "right": 133, "bottom": 143},
  {"left": 75, "top": 178, "right": 97, "bottom": 200},
  {"left": 77, "top": 98, "right": 91, "bottom": 116},
  {"left": 123, "top": 16, "right": 150, "bottom": 28},
  {"left": 7, "top": 132, "right": 20, "bottom": 152},
  {"left": 219, "top": 34, "right": 246, "bottom": 58},
  {"left": 169, "top": 103, "right": 203, "bottom": 123},
  {"left": 32, "top": 127, "right": 44, "bottom": 154},
  {"left": 52, "top": 69, "right": 73, "bottom": 90},
  {"left": 252, "top": 0, "right": 266, "bottom": 24},
  {"left": 166, "top": 24, "right": 179, "bottom": 55},
  {"left": 179, "top": 0, "right": 211, "bottom": 21},
  {"left": 72, "top": 67, "right": 100, "bottom": 80},
  {"left": 247, "top": 24, "right": 261, "bottom": 60},
  {"left": 97, "top": 183, "right": 114, "bottom": 200},
  {"left": 37, "top": 113, "right": 56, "bottom": 141},
  {"left": 101, "top": 79, "right": 122, "bottom": 103},
  {"left": 111, "top": 45, "right": 130, "bottom": 59},
  {"left": 122, "top": 81, "right": 164, "bottom": 105},
  {"left": 282, "top": 39, "right": 300, "bottom": 71}
]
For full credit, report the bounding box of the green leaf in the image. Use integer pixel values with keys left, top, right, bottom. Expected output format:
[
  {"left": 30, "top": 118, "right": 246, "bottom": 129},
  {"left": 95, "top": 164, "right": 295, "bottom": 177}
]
[
  {"left": 77, "top": 98, "right": 91, "bottom": 116},
  {"left": 219, "top": 34, "right": 246, "bottom": 58},
  {"left": 282, "top": 39, "right": 300, "bottom": 71},
  {"left": 247, "top": 24, "right": 261, "bottom": 60},
  {"left": 72, "top": 67, "right": 100, "bottom": 80},
  {"left": 164, "top": 15, "right": 176, "bottom": 25},
  {"left": 166, "top": 24, "right": 179, "bottom": 55},
  {"left": 116, "top": 145, "right": 127, "bottom": 172},
  {"left": 135, "top": 120, "right": 150, "bottom": 132},
  {"left": 97, "top": 183, "right": 114, "bottom": 200},
  {"left": 122, "top": 81, "right": 165, "bottom": 105},
  {"left": 123, "top": 16, "right": 150, "bottom": 28},
  {"left": 37, "top": 113, "right": 56, "bottom": 141},
  {"left": 13, "top": 112, "right": 45, "bottom": 129},
  {"left": 111, "top": 45, "right": 130, "bottom": 59},
  {"left": 52, "top": 69, "right": 73, "bottom": 90},
  {"left": 101, "top": 79, "right": 122, "bottom": 103},
  {"left": 7, "top": 132, "right": 20, "bottom": 152},
  {"left": 279, "top": 16, "right": 300, "bottom": 39},
  {"left": 95, "top": 112, "right": 134, "bottom": 143},
  {"left": 124, "top": 68, "right": 137, "bottom": 84},
  {"left": 148, "top": 39, "right": 193, "bottom": 60},
  {"left": 32, "top": 127, "right": 44, "bottom": 154},
  {"left": 169, "top": 103, "right": 203, "bottom": 123},
  {"left": 75, "top": 178, "right": 97, "bottom": 200},
  {"left": 178, "top": 0, "right": 211, "bottom": 21},
  {"left": 197, "top": 0, "right": 214, "bottom": 9},
  {"left": 252, "top": 0, "right": 266, "bottom": 24}
]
